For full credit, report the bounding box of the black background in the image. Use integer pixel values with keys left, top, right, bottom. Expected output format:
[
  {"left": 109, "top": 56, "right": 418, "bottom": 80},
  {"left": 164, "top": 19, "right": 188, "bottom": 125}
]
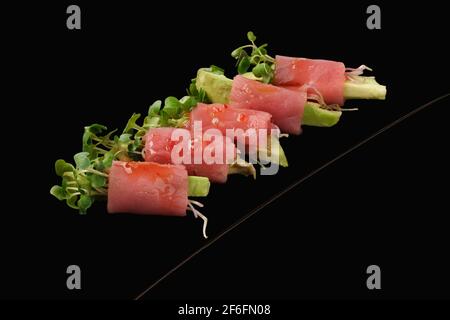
[{"left": 3, "top": 1, "right": 450, "bottom": 301}]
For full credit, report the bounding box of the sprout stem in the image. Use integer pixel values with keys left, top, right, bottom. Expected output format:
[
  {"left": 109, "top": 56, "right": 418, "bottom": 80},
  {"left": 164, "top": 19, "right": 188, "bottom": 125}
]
[{"left": 79, "top": 168, "right": 109, "bottom": 177}]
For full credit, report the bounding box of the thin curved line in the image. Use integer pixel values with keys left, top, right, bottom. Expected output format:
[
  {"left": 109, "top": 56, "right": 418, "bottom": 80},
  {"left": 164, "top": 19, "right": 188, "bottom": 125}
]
[{"left": 134, "top": 93, "right": 450, "bottom": 300}]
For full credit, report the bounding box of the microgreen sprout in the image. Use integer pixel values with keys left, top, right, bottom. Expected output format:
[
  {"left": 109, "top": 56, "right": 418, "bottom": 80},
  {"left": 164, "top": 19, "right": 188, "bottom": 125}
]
[
  {"left": 50, "top": 153, "right": 109, "bottom": 215},
  {"left": 231, "top": 31, "right": 275, "bottom": 83}
]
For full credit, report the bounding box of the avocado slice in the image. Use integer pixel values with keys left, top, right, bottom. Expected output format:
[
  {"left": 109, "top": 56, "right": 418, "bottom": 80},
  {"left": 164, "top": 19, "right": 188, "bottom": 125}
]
[
  {"left": 196, "top": 68, "right": 233, "bottom": 104},
  {"left": 257, "top": 135, "right": 289, "bottom": 167},
  {"left": 188, "top": 176, "right": 210, "bottom": 197},
  {"left": 344, "top": 76, "right": 386, "bottom": 100},
  {"left": 302, "top": 102, "right": 342, "bottom": 127}
]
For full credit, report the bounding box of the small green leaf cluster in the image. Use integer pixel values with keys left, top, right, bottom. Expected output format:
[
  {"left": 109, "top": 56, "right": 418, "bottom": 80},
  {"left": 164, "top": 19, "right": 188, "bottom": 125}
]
[
  {"left": 50, "top": 153, "right": 109, "bottom": 215},
  {"left": 50, "top": 122, "right": 143, "bottom": 214},
  {"left": 231, "top": 31, "right": 275, "bottom": 83}
]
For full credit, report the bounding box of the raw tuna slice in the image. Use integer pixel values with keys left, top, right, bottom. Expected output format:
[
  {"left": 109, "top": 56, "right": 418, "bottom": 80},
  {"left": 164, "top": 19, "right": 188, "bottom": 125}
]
[
  {"left": 190, "top": 103, "right": 272, "bottom": 132},
  {"left": 274, "top": 55, "right": 345, "bottom": 106},
  {"left": 189, "top": 103, "right": 272, "bottom": 150},
  {"left": 107, "top": 161, "right": 188, "bottom": 216},
  {"left": 143, "top": 127, "right": 179, "bottom": 164},
  {"left": 144, "top": 127, "right": 236, "bottom": 183},
  {"left": 229, "top": 75, "right": 306, "bottom": 135}
]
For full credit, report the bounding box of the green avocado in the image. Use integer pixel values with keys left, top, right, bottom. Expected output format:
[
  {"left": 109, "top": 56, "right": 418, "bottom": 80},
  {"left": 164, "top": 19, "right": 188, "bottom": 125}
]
[
  {"left": 196, "top": 68, "right": 233, "bottom": 104},
  {"left": 302, "top": 102, "right": 342, "bottom": 127},
  {"left": 344, "top": 76, "right": 386, "bottom": 100},
  {"left": 188, "top": 176, "right": 210, "bottom": 197}
]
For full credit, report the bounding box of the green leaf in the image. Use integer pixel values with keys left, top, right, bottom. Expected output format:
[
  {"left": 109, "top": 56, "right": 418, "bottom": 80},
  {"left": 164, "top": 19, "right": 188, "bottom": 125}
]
[
  {"left": 82, "top": 124, "right": 109, "bottom": 158},
  {"left": 231, "top": 48, "right": 243, "bottom": 59},
  {"left": 144, "top": 116, "right": 161, "bottom": 128},
  {"left": 247, "top": 31, "right": 256, "bottom": 42},
  {"left": 210, "top": 65, "right": 224, "bottom": 75},
  {"left": 102, "top": 151, "right": 114, "bottom": 168},
  {"left": 62, "top": 168, "right": 76, "bottom": 179},
  {"left": 131, "top": 136, "right": 142, "bottom": 151},
  {"left": 163, "top": 96, "right": 182, "bottom": 117},
  {"left": 77, "top": 174, "right": 91, "bottom": 190},
  {"left": 118, "top": 133, "right": 132, "bottom": 144},
  {"left": 180, "top": 96, "right": 197, "bottom": 111},
  {"left": 187, "top": 79, "right": 209, "bottom": 103},
  {"left": 238, "top": 56, "right": 251, "bottom": 74},
  {"left": 82, "top": 143, "right": 96, "bottom": 159},
  {"left": 258, "top": 44, "right": 268, "bottom": 55},
  {"left": 159, "top": 111, "right": 169, "bottom": 127},
  {"left": 128, "top": 137, "right": 139, "bottom": 152},
  {"left": 93, "top": 158, "right": 105, "bottom": 172},
  {"left": 148, "top": 100, "right": 162, "bottom": 116},
  {"left": 123, "top": 113, "right": 141, "bottom": 134},
  {"left": 198, "top": 88, "right": 207, "bottom": 103},
  {"left": 77, "top": 195, "right": 92, "bottom": 214},
  {"left": 66, "top": 194, "right": 79, "bottom": 210},
  {"left": 188, "top": 79, "right": 199, "bottom": 97},
  {"left": 262, "top": 73, "right": 272, "bottom": 84},
  {"left": 262, "top": 67, "right": 274, "bottom": 83},
  {"left": 82, "top": 130, "right": 93, "bottom": 151},
  {"left": 74, "top": 152, "right": 91, "bottom": 169},
  {"left": 55, "top": 159, "right": 76, "bottom": 177},
  {"left": 165, "top": 96, "right": 182, "bottom": 109},
  {"left": 86, "top": 124, "right": 107, "bottom": 135},
  {"left": 168, "top": 115, "right": 189, "bottom": 128},
  {"left": 50, "top": 185, "right": 67, "bottom": 201},
  {"left": 91, "top": 174, "right": 106, "bottom": 188},
  {"left": 252, "top": 63, "right": 268, "bottom": 78},
  {"left": 235, "top": 50, "right": 248, "bottom": 66},
  {"left": 249, "top": 55, "right": 261, "bottom": 65}
]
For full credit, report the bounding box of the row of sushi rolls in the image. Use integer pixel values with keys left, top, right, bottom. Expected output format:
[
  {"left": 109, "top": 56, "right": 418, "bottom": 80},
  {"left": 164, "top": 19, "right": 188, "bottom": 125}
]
[{"left": 51, "top": 32, "right": 387, "bottom": 238}]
